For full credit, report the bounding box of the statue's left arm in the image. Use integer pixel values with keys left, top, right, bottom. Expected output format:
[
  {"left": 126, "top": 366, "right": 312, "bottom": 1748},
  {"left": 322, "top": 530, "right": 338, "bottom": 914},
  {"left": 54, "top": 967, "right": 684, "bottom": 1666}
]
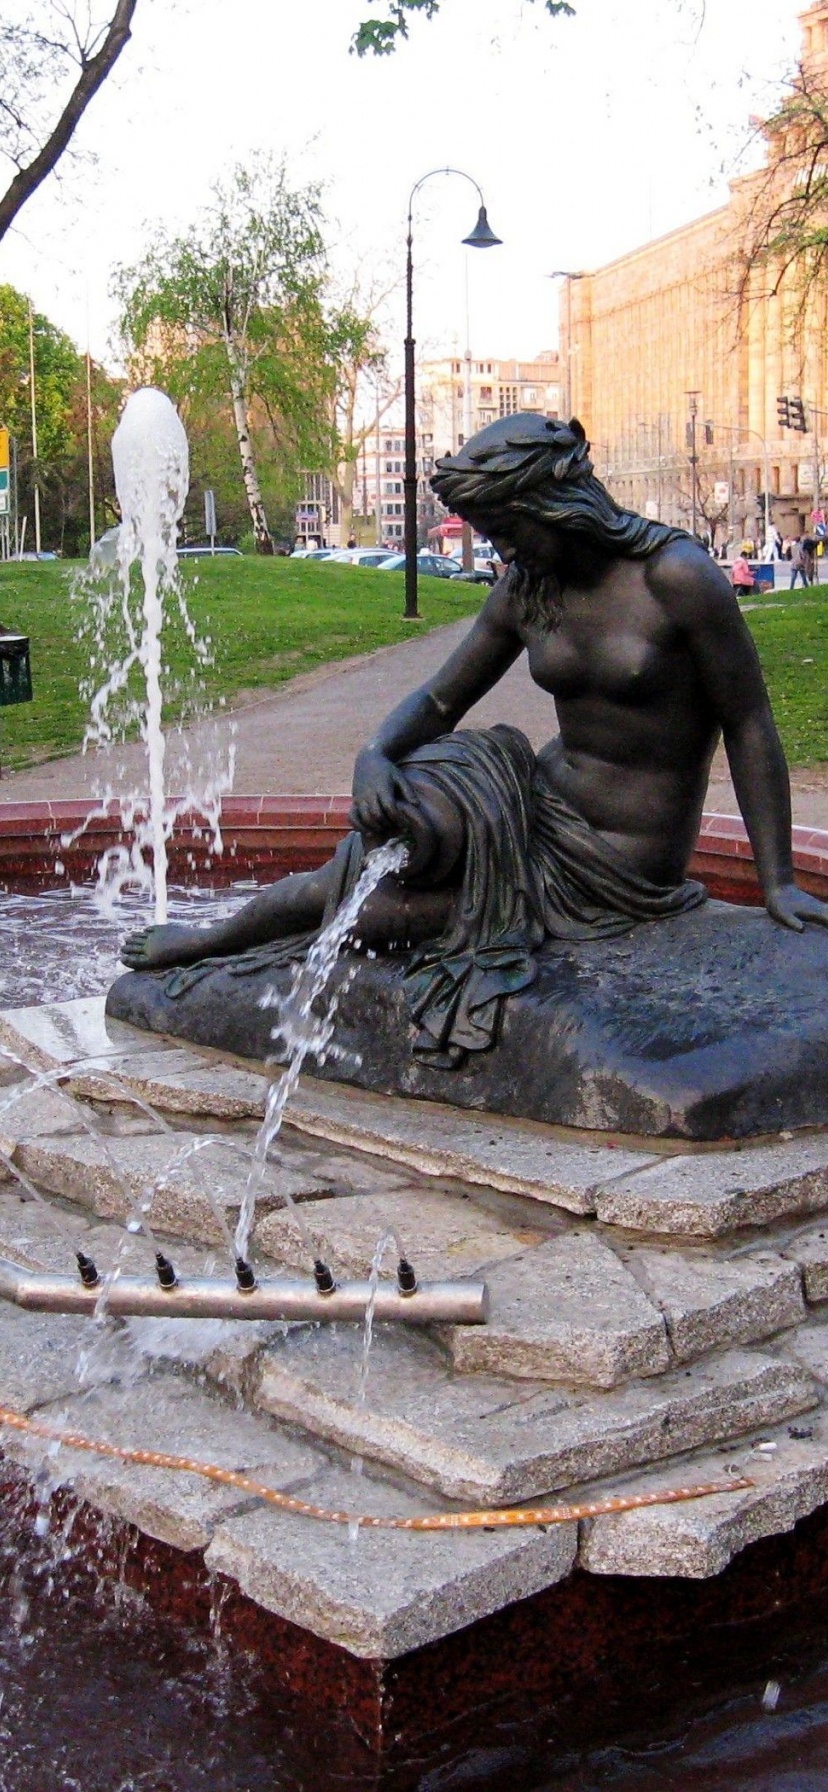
[{"left": 653, "top": 541, "right": 828, "bottom": 931}]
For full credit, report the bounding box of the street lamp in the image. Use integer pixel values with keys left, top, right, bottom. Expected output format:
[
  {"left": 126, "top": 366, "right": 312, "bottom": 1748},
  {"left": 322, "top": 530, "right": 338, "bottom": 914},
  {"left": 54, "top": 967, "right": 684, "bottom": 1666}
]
[
  {"left": 404, "top": 168, "right": 501, "bottom": 620},
  {"left": 548, "top": 271, "right": 587, "bottom": 420}
]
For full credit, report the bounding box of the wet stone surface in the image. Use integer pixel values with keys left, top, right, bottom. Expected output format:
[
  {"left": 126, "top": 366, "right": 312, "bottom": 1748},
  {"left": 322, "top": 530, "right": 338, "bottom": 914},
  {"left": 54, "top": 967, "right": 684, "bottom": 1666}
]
[{"left": 2, "top": 996, "right": 828, "bottom": 1658}]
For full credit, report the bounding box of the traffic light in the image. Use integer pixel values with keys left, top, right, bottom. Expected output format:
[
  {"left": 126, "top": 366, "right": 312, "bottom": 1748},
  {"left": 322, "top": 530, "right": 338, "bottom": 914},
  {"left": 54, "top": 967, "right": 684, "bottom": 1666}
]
[
  {"left": 704, "top": 421, "right": 714, "bottom": 445},
  {"left": 777, "top": 395, "right": 791, "bottom": 429},
  {"left": 790, "top": 396, "right": 808, "bottom": 432}
]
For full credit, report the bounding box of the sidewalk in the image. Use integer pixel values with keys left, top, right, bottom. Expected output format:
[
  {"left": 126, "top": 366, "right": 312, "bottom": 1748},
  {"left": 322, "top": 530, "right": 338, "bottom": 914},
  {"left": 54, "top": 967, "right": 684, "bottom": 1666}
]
[{"left": 2, "top": 618, "right": 827, "bottom": 828}]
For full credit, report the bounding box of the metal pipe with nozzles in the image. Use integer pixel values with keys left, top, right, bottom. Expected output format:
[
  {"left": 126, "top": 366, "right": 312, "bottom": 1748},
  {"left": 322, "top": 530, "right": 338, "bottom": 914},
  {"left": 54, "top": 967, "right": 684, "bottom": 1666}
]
[{"left": 0, "top": 1257, "right": 488, "bottom": 1326}]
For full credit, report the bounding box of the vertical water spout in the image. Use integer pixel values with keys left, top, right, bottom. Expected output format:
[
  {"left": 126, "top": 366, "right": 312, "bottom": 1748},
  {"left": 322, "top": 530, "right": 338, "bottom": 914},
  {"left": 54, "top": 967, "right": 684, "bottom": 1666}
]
[{"left": 111, "top": 389, "right": 189, "bottom": 923}]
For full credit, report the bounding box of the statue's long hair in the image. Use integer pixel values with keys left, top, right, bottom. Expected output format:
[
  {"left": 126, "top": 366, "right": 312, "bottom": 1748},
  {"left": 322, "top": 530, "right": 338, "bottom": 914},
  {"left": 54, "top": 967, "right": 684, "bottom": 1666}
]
[{"left": 431, "top": 414, "right": 686, "bottom": 561}]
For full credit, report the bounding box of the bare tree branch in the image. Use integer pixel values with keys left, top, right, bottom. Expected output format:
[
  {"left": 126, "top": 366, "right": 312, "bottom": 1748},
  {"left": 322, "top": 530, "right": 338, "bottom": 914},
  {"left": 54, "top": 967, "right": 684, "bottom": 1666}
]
[{"left": 0, "top": 0, "right": 138, "bottom": 244}]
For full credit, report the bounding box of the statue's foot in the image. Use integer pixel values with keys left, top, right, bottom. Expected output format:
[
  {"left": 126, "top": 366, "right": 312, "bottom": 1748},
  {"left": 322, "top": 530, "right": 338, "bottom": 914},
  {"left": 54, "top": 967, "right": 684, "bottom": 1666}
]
[{"left": 120, "top": 923, "right": 214, "bottom": 971}]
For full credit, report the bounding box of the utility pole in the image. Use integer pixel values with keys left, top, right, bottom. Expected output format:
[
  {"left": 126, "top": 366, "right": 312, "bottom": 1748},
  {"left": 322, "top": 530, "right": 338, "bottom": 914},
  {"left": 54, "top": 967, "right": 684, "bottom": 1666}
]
[
  {"left": 28, "top": 298, "right": 41, "bottom": 558},
  {"left": 686, "top": 391, "right": 700, "bottom": 539}
]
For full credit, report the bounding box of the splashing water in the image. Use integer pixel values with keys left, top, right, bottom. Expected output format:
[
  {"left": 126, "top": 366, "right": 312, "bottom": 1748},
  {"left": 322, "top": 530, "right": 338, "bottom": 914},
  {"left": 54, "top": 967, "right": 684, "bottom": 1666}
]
[
  {"left": 72, "top": 388, "right": 234, "bottom": 923},
  {"left": 234, "top": 839, "right": 408, "bottom": 1262},
  {"left": 111, "top": 389, "right": 188, "bottom": 922}
]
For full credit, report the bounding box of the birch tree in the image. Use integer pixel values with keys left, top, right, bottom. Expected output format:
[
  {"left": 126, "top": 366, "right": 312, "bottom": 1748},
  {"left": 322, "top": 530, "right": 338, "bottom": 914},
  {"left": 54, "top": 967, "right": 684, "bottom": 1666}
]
[
  {"left": 117, "top": 159, "right": 333, "bottom": 554},
  {"left": 0, "top": 2, "right": 139, "bottom": 243}
]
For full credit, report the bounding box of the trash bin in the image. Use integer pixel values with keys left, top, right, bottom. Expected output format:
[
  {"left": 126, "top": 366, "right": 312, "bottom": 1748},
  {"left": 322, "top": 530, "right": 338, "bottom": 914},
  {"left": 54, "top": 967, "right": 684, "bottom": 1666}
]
[{"left": 0, "top": 629, "right": 33, "bottom": 706}]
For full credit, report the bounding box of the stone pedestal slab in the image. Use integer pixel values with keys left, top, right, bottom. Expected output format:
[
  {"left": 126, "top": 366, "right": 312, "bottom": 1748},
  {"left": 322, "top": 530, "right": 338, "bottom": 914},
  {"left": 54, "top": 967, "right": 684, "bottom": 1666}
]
[{"left": 107, "top": 901, "right": 828, "bottom": 1140}]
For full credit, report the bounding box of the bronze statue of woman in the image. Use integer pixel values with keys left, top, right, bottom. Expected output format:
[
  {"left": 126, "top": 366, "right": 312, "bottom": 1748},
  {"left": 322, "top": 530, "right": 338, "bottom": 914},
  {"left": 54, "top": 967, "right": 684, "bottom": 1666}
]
[{"left": 121, "top": 413, "right": 828, "bottom": 1063}]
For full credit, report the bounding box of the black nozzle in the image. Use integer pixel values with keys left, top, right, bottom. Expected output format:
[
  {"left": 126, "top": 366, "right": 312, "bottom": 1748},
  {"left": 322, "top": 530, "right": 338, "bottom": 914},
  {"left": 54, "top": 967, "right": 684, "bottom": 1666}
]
[
  {"left": 397, "top": 1257, "right": 418, "bottom": 1295},
  {"left": 314, "top": 1258, "right": 336, "bottom": 1295},
  {"left": 76, "top": 1251, "right": 100, "bottom": 1289},
  {"left": 235, "top": 1255, "right": 257, "bottom": 1292},
  {"left": 155, "top": 1252, "right": 178, "bottom": 1290}
]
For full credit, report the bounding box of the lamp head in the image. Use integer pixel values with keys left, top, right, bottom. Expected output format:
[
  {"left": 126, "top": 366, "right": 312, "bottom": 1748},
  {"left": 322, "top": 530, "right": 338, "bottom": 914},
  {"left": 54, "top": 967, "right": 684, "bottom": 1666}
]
[{"left": 462, "top": 205, "right": 502, "bottom": 249}]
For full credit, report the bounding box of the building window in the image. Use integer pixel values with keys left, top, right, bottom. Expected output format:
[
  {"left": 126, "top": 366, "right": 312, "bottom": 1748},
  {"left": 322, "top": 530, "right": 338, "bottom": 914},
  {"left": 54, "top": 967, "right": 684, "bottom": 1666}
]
[{"left": 498, "top": 386, "right": 519, "bottom": 417}]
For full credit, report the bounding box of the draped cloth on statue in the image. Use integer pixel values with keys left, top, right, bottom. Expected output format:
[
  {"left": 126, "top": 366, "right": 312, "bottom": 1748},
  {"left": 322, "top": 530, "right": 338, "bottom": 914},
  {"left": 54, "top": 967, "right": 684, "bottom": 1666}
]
[{"left": 161, "top": 725, "right": 706, "bottom": 1065}]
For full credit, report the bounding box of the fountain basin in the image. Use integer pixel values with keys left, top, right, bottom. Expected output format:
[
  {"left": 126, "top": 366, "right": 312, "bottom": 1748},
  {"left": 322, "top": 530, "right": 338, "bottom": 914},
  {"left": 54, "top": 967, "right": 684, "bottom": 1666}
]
[{"left": 0, "top": 797, "right": 826, "bottom": 897}]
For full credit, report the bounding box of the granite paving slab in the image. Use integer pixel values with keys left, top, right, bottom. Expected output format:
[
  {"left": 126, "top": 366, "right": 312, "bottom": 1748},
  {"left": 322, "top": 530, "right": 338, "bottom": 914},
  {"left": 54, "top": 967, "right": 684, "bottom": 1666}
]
[
  {"left": 782, "top": 1318, "right": 828, "bottom": 1384},
  {"left": 443, "top": 1233, "right": 670, "bottom": 1387},
  {"left": 283, "top": 1077, "right": 654, "bottom": 1214},
  {"left": 252, "top": 1327, "right": 818, "bottom": 1502},
  {"left": 204, "top": 1461, "right": 577, "bottom": 1659},
  {"left": 4, "top": 1370, "right": 326, "bottom": 1553},
  {"left": 256, "top": 1188, "right": 545, "bottom": 1283},
  {"left": 0, "top": 1083, "right": 101, "bottom": 1153},
  {"left": 0, "top": 996, "right": 157, "bottom": 1072},
  {"left": 595, "top": 1135, "right": 828, "bottom": 1237},
  {"left": 68, "top": 1048, "right": 270, "bottom": 1121},
  {"left": 579, "top": 1416, "right": 828, "bottom": 1578},
  {"left": 9, "top": 1130, "right": 331, "bottom": 1246},
  {"left": 620, "top": 1244, "right": 806, "bottom": 1360},
  {"left": 781, "top": 1223, "right": 828, "bottom": 1304},
  {"left": 0, "top": 1300, "right": 94, "bottom": 1410}
]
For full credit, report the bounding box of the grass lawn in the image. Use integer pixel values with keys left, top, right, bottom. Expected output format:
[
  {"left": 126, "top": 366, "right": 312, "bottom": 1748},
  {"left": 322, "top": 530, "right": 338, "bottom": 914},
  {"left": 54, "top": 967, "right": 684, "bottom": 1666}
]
[
  {"left": 0, "top": 557, "right": 483, "bottom": 772},
  {"left": 0, "top": 557, "right": 826, "bottom": 772}
]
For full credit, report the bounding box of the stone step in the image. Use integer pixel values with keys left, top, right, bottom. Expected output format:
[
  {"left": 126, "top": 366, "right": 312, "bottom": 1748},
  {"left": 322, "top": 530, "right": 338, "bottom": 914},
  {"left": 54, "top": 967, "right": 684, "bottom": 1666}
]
[
  {"left": 282, "top": 1077, "right": 651, "bottom": 1215},
  {"left": 0, "top": 996, "right": 153, "bottom": 1073},
  {"left": 256, "top": 1186, "right": 548, "bottom": 1283},
  {"left": 68, "top": 1048, "right": 270, "bottom": 1121},
  {"left": 251, "top": 1327, "right": 818, "bottom": 1504},
  {"left": 8, "top": 1129, "right": 330, "bottom": 1248},
  {"left": 441, "top": 1233, "right": 670, "bottom": 1387},
  {"left": 619, "top": 1243, "right": 807, "bottom": 1361},
  {"left": 578, "top": 1409, "right": 828, "bottom": 1581},
  {"left": 204, "top": 1460, "right": 576, "bottom": 1661},
  {"left": 595, "top": 1135, "right": 828, "bottom": 1237}
]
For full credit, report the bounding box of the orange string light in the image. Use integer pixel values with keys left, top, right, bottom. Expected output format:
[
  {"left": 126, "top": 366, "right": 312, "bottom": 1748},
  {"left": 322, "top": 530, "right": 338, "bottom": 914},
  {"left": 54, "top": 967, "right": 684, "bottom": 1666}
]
[{"left": 0, "top": 1403, "right": 754, "bottom": 1532}]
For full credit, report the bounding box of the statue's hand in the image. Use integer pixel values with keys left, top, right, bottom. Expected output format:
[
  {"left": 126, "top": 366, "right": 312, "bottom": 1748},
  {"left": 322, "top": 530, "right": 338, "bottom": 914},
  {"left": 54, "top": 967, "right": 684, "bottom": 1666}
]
[
  {"left": 765, "top": 882, "right": 828, "bottom": 932},
  {"left": 350, "top": 748, "right": 411, "bottom": 839}
]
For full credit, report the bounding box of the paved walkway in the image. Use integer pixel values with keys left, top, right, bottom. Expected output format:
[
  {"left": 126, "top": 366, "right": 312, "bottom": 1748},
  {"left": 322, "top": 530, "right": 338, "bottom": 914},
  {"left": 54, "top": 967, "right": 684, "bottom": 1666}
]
[{"left": 2, "top": 618, "right": 828, "bottom": 827}]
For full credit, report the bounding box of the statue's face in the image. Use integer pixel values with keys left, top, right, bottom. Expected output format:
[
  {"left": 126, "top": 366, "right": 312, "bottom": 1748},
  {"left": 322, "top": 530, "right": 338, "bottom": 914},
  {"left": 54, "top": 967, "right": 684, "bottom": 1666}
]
[{"left": 472, "top": 512, "right": 561, "bottom": 578}]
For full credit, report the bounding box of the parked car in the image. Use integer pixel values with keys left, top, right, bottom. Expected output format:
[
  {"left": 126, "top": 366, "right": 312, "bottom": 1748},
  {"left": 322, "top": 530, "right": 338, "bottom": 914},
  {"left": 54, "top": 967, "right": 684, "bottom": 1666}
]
[
  {"left": 177, "top": 544, "right": 243, "bottom": 558},
  {"left": 376, "top": 553, "right": 463, "bottom": 579},
  {"left": 449, "top": 566, "right": 498, "bottom": 586},
  {"left": 328, "top": 547, "right": 401, "bottom": 566}
]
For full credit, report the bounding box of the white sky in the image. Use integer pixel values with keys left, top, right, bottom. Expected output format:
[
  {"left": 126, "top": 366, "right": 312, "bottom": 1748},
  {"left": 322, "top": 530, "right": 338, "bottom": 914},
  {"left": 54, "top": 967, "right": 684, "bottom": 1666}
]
[{"left": 0, "top": 0, "right": 806, "bottom": 384}]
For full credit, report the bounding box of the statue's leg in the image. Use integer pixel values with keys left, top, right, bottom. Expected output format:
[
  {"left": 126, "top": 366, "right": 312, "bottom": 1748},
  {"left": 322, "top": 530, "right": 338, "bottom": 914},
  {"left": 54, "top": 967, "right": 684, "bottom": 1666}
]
[
  {"left": 121, "top": 763, "right": 468, "bottom": 973},
  {"left": 120, "top": 844, "right": 458, "bottom": 973},
  {"left": 120, "top": 861, "right": 339, "bottom": 971}
]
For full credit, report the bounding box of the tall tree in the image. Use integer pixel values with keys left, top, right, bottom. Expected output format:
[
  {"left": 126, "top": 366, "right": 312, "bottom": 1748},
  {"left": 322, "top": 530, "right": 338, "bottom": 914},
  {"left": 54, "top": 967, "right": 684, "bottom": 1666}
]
[
  {"left": 0, "top": 2, "right": 139, "bottom": 244},
  {"left": 739, "top": 61, "right": 828, "bottom": 322},
  {"left": 117, "top": 159, "right": 334, "bottom": 554},
  {"left": 352, "top": 0, "right": 573, "bottom": 55},
  {"left": 0, "top": 282, "right": 122, "bottom": 552},
  {"left": 326, "top": 274, "right": 402, "bottom": 542}
]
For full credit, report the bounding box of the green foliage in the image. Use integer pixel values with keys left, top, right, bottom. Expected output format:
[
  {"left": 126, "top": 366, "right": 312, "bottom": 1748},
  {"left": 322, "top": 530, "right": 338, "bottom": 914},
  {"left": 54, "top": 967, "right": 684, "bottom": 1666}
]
[
  {"left": 116, "top": 158, "right": 336, "bottom": 510},
  {"left": 352, "top": 0, "right": 574, "bottom": 55},
  {"left": 0, "top": 557, "right": 483, "bottom": 769},
  {"left": 0, "top": 283, "right": 123, "bottom": 554}
]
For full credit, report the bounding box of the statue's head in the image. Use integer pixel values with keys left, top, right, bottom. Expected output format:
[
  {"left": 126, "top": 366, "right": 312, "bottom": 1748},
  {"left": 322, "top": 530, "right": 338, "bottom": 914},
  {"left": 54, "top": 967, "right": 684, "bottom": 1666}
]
[{"left": 431, "top": 414, "right": 682, "bottom": 579}]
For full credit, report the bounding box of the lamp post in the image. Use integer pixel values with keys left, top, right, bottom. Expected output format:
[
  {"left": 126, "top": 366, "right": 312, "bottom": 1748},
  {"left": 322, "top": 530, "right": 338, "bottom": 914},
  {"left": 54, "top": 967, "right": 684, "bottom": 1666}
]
[
  {"left": 548, "top": 271, "right": 587, "bottom": 420},
  {"left": 686, "top": 390, "right": 700, "bottom": 540},
  {"left": 404, "top": 168, "right": 501, "bottom": 621}
]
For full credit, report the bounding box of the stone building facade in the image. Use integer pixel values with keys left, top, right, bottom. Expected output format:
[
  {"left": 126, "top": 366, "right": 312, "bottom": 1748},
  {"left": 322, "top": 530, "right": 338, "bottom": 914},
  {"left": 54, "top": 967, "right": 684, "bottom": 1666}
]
[{"left": 560, "top": 0, "right": 828, "bottom": 545}]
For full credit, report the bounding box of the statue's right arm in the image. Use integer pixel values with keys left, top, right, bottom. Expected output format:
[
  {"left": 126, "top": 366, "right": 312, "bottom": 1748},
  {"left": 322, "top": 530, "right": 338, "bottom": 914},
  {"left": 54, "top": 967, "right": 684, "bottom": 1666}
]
[{"left": 351, "top": 577, "right": 523, "bottom": 835}]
